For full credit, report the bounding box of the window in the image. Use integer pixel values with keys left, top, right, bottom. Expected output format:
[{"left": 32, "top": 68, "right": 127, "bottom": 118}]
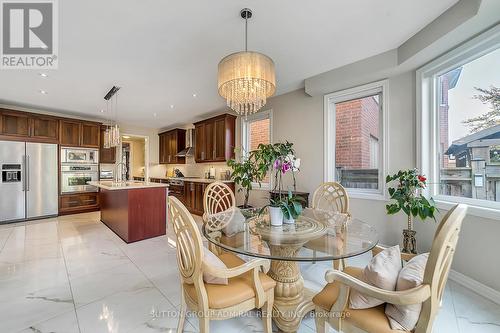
[
  {"left": 324, "top": 80, "right": 388, "bottom": 199},
  {"left": 241, "top": 109, "right": 272, "bottom": 188},
  {"left": 417, "top": 25, "right": 500, "bottom": 215}
]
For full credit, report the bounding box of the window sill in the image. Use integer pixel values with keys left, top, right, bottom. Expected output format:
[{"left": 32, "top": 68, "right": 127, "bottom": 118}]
[
  {"left": 347, "top": 190, "right": 387, "bottom": 202},
  {"left": 435, "top": 198, "right": 500, "bottom": 221}
]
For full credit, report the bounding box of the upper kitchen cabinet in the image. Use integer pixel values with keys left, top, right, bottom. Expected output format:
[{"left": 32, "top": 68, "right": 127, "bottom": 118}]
[
  {"left": 99, "top": 125, "right": 116, "bottom": 164},
  {"left": 158, "top": 128, "right": 186, "bottom": 164},
  {"left": 59, "top": 120, "right": 100, "bottom": 148},
  {"left": 0, "top": 109, "right": 58, "bottom": 143},
  {"left": 0, "top": 110, "right": 29, "bottom": 138},
  {"left": 194, "top": 114, "right": 236, "bottom": 163},
  {"left": 59, "top": 120, "right": 81, "bottom": 146},
  {"left": 80, "top": 122, "right": 100, "bottom": 148}
]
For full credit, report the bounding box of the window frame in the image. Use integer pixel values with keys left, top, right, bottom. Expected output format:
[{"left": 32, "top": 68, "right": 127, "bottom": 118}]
[
  {"left": 241, "top": 109, "right": 273, "bottom": 190},
  {"left": 324, "top": 80, "right": 389, "bottom": 200},
  {"left": 416, "top": 24, "right": 500, "bottom": 219}
]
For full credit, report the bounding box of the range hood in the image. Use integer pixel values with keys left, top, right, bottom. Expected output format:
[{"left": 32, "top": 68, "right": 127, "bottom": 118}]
[{"left": 176, "top": 128, "right": 194, "bottom": 157}]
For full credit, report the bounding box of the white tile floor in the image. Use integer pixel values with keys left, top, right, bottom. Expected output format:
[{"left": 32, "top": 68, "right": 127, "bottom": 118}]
[{"left": 0, "top": 212, "right": 499, "bottom": 333}]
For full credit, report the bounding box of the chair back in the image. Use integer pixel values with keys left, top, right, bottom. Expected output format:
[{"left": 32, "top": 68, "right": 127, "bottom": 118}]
[
  {"left": 203, "top": 182, "right": 236, "bottom": 219},
  {"left": 169, "top": 196, "right": 204, "bottom": 284},
  {"left": 416, "top": 204, "right": 467, "bottom": 333},
  {"left": 311, "top": 182, "right": 349, "bottom": 214}
]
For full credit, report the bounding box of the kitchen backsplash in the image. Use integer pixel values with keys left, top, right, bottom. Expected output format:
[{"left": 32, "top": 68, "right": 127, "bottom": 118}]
[{"left": 149, "top": 156, "right": 231, "bottom": 180}]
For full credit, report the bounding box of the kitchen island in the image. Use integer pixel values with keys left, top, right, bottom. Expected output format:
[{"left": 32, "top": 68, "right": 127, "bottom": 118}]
[{"left": 88, "top": 181, "right": 169, "bottom": 243}]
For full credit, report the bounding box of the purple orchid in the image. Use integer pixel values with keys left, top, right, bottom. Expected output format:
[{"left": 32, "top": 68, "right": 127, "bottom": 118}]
[
  {"left": 281, "top": 161, "right": 292, "bottom": 173},
  {"left": 273, "top": 159, "right": 281, "bottom": 170}
]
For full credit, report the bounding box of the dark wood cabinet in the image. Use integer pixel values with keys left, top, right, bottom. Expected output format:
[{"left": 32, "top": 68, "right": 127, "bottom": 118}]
[
  {"left": 158, "top": 128, "right": 186, "bottom": 164},
  {"left": 59, "top": 120, "right": 100, "bottom": 148},
  {"left": 0, "top": 110, "right": 29, "bottom": 137},
  {"left": 0, "top": 109, "right": 59, "bottom": 142},
  {"left": 81, "top": 122, "right": 100, "bottom": 148},
  {"left": 99, "top": 125, "right": 116, "bottom": 164},
  {"left": 30, "top": 115, "right": 59, "bottom": 142},
  {"left": 59, "top": 192, "right": 100, "bottom": 215},
  {"left": 59, "top": 120, "right": 81, "bottom": 146},
  {"left": 194, "top": 114, "right": 236, "bottom": 163}
]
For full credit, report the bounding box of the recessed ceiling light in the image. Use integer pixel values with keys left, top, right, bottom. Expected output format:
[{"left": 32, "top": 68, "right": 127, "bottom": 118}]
[
  {"left": 122, "top": 135, "right": 131, "bottom": 139},
  {"left": 39, "top": 73, "right": 48, "bottom": 78},
  {"left": 153, "top": 113, "right": 157, "bottom": 117},
  {"left": 100, "top": 109, "right": 105, "bottom": 113},
  {"left": 192, "top": 93, "right": 197, "bottom": 98},
  {"left": 170, "top": 105, "right": 174, "bottom": 109},
  {"left": 39, "top": 90, "right": 48, "bottom": 95}
]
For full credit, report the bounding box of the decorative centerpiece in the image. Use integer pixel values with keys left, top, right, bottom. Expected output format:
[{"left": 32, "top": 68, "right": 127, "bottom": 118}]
[
  {"left": 385, "top": 169, "right": 437, "bottom": 254},
  {"left": 252, "top": 142, "right": 304, "bottom": 226}
]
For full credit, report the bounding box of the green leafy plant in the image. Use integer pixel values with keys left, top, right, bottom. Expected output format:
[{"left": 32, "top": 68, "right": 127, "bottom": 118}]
[
  {"left": 227, "top": 155, "right": 259, "bottom": 208},
  {"left": 385, "top": 169, "right": 437, "bottom": 230}
]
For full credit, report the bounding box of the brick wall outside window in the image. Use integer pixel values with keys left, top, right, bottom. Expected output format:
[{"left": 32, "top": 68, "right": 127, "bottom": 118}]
[
  {"left": 335, "top": 95, "right": 380, "bottom": 169},
  {"left": 249, "top": 118, "right": 270, "bottom": 151}
]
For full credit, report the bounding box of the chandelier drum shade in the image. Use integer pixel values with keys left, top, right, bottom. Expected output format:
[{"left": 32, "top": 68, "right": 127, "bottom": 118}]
[{"left": 217, "top": 8, "right": 276, "bottom": 116}]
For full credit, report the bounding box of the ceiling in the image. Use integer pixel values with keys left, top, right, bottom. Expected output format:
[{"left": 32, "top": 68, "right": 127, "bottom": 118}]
[{"left": 0, "top": 0, "right": 458, "bottom": 129}]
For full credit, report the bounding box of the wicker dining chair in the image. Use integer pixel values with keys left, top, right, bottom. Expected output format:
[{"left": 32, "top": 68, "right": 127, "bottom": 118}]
[
  {"left": 308, "top": 182, "right": 350, "bottom": 269},
  {"left": 313, "top": 204, "right": 467, "bottom": 333},
  {"left": 169, "top": 196, "right": 275, "bottom": 333},
  {"left": 203, "top": 182, "right": 236, "bottom": 220}
]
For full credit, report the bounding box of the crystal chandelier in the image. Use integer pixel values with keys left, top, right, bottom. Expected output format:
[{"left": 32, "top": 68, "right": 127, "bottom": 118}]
[
  {"left": 103, "top": 86, "right": 121, "bottom": 148},
  {"left": 218, "top": 8, "right": 276, "bottom": 116}
]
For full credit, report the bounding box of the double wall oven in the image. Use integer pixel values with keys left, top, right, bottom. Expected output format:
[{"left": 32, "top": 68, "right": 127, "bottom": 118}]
[{"left": 60, "top": 147, "right": 99, "bottom": 194}]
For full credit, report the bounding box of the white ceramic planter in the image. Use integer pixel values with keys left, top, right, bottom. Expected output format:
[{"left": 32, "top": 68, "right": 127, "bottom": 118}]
[{"left": 269, "top": 206, "right": 283, "bottom": 226}]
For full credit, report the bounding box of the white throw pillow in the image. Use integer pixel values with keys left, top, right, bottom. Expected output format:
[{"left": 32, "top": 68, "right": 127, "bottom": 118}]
[
  {"left": 349, "top": 245, "right": 402, "bottom": 309},
  {"left": 222, "top": 209, "right": 246, "bottom": 236},
  {"left": 202, "top": 247, "right": 228, "bottom": 285},
  {"left": 386, "top": 253, "right": 429, "bottom": 331}
]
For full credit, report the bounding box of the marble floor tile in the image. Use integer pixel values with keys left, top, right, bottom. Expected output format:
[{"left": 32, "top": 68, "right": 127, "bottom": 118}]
[
  {"left": 76, "top": 287, "right": 193, "bottom": 333},
  {"left": 0, "top": 212, "right": 498, "bottom": 333},
  {"left": 70, "top": 262, "right": 154, "bottom": 307},
  {"left": 17, "top": 309, "right": 80, "bottom": 333}
]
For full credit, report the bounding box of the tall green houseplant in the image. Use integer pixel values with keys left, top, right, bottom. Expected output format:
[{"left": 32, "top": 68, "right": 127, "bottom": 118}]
[
  {"left": 227, "top": 154, "right": 261, "bottom": 208},
  {"left": 386, "top": 168, "right": 437, "bottom": 254}
]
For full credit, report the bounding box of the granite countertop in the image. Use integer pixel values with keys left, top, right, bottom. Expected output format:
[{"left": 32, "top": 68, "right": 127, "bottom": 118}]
[
  {"left": 88, "top": 180, "right": 169, "bottom": 191},
  {"left": 151, "top": 176, "right": 234, "bottom": 184}
]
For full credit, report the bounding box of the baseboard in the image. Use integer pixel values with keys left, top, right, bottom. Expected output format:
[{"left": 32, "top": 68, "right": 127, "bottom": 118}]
[{"left": 449, "top": 269, "right": 500, "bottom": 305}]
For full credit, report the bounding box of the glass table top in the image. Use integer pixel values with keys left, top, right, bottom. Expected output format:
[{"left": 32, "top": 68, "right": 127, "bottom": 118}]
[{"left": 202, "top": 207, "right": 379, "bottom": 262}]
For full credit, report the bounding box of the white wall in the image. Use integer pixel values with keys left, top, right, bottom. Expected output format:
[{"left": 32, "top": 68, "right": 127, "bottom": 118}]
[{"left": 240, "top": 71, "right": 500, "bottom": 292}]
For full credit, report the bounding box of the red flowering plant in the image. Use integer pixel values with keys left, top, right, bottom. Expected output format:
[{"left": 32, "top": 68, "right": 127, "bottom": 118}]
[{"left": 385, "top": 169, "right": 437, "bottom": 230}]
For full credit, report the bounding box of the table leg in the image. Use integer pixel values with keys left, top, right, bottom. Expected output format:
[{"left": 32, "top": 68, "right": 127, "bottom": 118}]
[{"left": 268, "top": 244, "right": 315, "bottom": 333}]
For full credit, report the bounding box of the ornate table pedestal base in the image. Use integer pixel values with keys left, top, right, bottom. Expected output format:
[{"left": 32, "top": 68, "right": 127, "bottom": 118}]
[{"left": 268, "top": 244, "right": 315, "bottom": 333}]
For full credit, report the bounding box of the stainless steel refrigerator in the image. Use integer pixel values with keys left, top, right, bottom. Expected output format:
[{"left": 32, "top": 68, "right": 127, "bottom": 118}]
[{"left": 0, "top": 141, "right": 58, "bottom": 223}]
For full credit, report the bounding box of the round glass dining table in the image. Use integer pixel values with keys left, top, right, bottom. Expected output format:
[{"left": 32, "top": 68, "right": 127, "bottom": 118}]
[{"left": 202, "top": 207, "right": 378, "bottom": 333}]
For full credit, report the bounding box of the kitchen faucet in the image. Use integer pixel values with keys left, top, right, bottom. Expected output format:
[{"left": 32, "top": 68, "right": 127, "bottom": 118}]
[{"left": 114, "top": 162, "right": 127, "bottom": 183}]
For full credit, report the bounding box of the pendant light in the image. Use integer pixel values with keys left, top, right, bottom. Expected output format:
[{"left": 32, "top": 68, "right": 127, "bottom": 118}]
[{"left": 217, "top": 8, "right": 276, "bottom": 116}]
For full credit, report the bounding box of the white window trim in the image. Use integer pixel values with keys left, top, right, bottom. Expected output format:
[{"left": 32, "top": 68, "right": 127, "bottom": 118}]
[
  {"left": 241, "top": 109, "right": 273, "bottom": 190},
  {"left": 324, "top": 80, "right": 389, "bottom": 200},
  {"left": 416, "top": 24, "right": 500, "bottom": 219}
]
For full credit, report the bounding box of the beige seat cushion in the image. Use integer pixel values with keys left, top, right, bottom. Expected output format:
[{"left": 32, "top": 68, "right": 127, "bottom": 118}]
[
  {"left": 184, "top": 252, "right": 276, "bottom": 309},
  {"left": 312, "top": 266, "right": 363, "bottom": 311},
  {"left": 347, "top": 305, "right": 406, "bottom": 333},
  {"left": 313, "top": 269, "right": 405, "bottom": 333}
]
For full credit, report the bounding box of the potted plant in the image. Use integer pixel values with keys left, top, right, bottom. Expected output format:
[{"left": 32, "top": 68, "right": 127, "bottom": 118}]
[
  {"left": 253, "top": 142, "right": 302, "bottom": 226},
  {"left": 385, "top": 169, "right": 437, "bottom": 254}
]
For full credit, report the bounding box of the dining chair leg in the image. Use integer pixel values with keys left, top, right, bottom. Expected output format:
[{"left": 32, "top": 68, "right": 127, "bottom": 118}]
[
  {"left": 314, "top": 311, "right": 328, "bottom": 333},
  {"left": 199, "top": 316, "right": 210, "bottom": 333},
  {"left": 177, "top": 301, "right": 186, "bottom": 333},
  {"left": 262, "top": 300, "right": 273, "bottom": 333}
]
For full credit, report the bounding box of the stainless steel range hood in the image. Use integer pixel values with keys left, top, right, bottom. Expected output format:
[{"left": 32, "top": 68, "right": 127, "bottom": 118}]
[{"left": 176, "top": 128, "right": 194, "bottom": 157}]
